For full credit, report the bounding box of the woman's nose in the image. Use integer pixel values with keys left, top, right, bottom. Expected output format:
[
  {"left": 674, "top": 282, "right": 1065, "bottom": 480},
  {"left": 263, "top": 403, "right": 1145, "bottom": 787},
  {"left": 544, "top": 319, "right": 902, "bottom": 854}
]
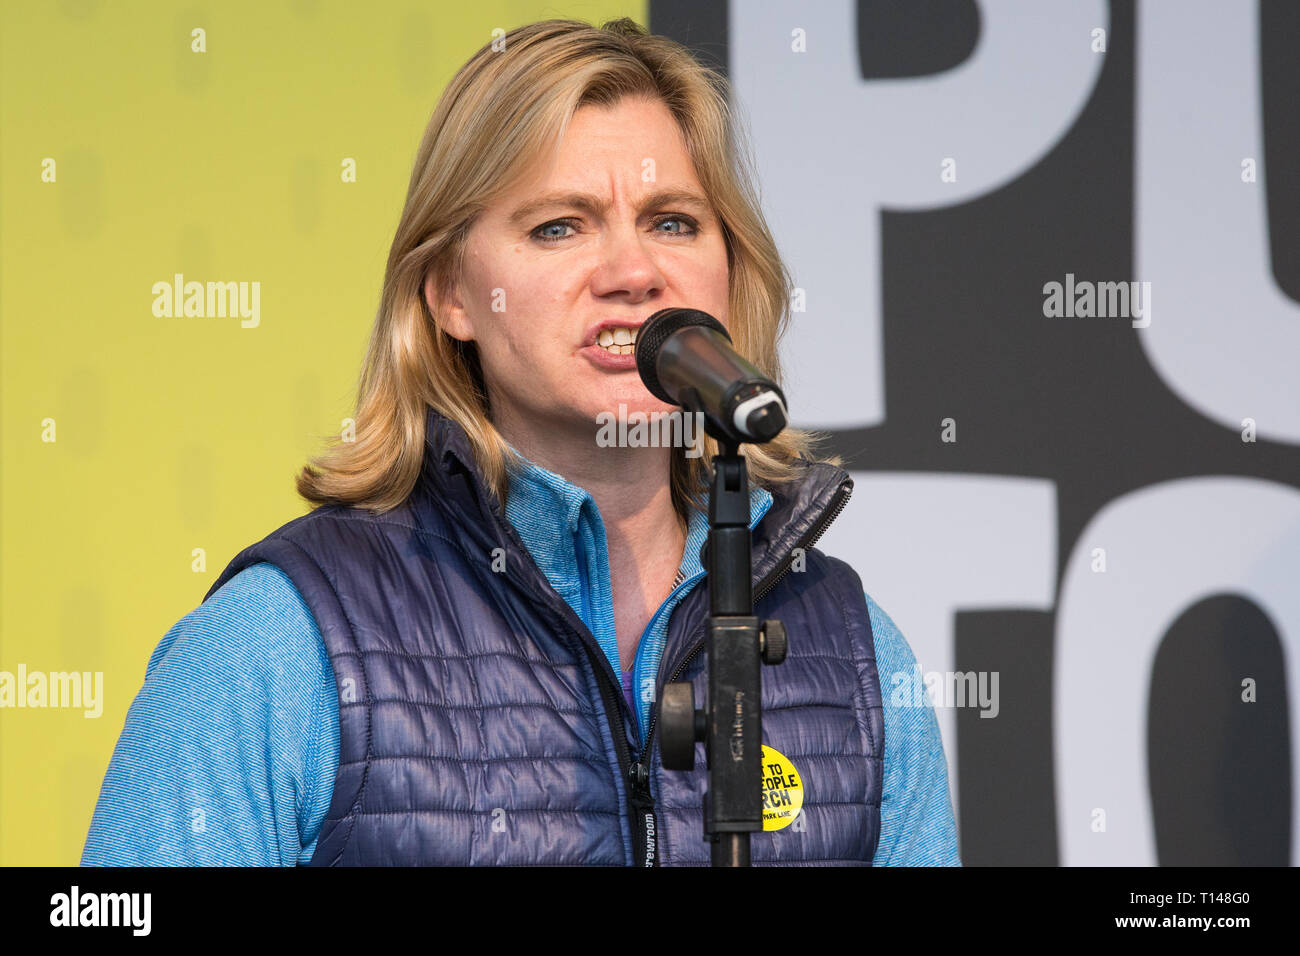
[{"left": 590, "top": 223, "right": 667, "bottom": 299}]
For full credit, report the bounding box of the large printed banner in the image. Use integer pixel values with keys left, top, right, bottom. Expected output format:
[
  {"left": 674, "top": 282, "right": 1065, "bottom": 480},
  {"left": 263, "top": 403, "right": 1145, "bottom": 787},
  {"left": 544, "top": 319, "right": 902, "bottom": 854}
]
[{"left": 654, "top": 0, "right": 1297, "bottom": 865}]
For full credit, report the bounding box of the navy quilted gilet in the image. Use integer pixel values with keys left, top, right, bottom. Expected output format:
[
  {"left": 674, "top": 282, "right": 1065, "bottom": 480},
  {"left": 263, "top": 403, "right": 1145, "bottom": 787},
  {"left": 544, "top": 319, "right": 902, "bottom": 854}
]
[{"left": 203, "top": 407, "right": 883, "bottom": 865}]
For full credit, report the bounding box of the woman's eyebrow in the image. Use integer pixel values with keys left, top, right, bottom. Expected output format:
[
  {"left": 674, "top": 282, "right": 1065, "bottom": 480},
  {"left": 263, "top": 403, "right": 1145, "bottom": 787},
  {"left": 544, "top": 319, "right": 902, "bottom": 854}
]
[{"left": 507, "top": 189, "right": 711, "bottom": 226}]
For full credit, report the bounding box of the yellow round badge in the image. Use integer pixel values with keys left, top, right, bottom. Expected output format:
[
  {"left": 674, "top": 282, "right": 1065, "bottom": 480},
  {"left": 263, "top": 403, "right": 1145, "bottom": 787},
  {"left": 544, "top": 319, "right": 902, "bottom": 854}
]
[{"left": 760, "top": 745, "right": 804, "bottom": 831}]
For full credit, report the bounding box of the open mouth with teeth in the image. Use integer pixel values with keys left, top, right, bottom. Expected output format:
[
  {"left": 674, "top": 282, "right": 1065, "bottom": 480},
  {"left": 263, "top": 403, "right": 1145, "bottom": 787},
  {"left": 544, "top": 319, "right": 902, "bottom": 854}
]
[{"left": 596, "top": 327, "right": 638, "bottom": 355}]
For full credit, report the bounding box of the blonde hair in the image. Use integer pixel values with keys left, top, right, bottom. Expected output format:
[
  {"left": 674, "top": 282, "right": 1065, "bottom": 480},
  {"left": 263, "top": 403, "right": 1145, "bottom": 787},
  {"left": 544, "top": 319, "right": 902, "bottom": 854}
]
[{"left": 296, "top": 16, "right": 841, "bottom": 523}]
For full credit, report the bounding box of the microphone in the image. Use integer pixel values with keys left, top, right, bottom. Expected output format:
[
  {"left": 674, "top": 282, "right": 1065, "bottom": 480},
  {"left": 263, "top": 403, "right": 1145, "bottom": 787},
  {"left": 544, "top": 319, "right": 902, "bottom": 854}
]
[{"left": 634, "top": 308, "right": 788, "bottom": 445}]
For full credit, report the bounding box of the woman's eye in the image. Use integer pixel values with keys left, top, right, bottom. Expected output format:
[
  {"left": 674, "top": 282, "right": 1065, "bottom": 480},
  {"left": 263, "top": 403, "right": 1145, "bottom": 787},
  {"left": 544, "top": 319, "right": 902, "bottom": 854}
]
[
  {"left": 531, "top": 214, "right": 700, "bottom": 244},
  {"left": 532, "top": 220, "right": 577, "bottom": 243},
  {"left": 653, "top": 215, "right": 699, "bottom": 236}
]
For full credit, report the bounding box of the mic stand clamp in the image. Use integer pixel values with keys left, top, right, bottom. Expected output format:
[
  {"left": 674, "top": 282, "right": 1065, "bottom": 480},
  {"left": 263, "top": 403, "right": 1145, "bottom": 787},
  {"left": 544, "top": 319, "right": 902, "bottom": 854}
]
[{"left": 657, "top": 439, "right": 789, "bottom": 867}]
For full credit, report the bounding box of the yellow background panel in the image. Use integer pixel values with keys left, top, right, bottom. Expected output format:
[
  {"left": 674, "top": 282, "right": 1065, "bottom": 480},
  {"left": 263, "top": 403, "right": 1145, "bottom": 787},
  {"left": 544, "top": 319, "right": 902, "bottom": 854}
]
[{"left": 1, "top": 0, "right": 644, "bottom": 866}]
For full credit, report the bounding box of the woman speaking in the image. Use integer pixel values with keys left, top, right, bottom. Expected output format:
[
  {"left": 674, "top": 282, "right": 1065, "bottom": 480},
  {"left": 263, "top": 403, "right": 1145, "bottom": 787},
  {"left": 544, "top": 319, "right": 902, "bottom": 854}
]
[{"left": 82, "top": 17, "right": 959, "bottom": 866}]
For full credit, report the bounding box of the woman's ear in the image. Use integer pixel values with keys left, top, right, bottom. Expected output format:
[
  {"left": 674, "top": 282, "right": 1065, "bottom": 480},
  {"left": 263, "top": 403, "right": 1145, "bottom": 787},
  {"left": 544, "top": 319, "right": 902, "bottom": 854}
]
[{"left": 424, "top": 268, "right": 473, "bottom": 342}]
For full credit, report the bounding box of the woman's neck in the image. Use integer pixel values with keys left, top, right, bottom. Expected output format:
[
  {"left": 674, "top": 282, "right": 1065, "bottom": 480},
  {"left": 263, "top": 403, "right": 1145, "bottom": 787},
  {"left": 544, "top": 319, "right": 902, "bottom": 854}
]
[{"left": 497, "top": 412, "right": 688, "bottom": 668}]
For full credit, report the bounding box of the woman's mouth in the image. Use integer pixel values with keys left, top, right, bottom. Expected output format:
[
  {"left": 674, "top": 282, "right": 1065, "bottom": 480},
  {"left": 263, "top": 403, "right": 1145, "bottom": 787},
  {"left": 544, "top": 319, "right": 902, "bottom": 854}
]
[
  {"left": 582, "top": 326, "right": 641, "bottom": 370},
  {"left": 595, "top": 326, "right": 638, "bottom": 355}
]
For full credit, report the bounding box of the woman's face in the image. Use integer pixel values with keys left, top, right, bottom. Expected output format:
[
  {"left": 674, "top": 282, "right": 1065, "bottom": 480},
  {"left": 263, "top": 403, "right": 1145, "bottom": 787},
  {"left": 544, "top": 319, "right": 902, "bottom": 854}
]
[{"left": 429, "top": 95, "right": 731, "bottom": 441}]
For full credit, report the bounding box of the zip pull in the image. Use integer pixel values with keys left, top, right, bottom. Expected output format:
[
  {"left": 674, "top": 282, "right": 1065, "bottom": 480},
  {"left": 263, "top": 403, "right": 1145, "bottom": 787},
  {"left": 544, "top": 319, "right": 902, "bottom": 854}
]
[{"left": 627, "top": 762, "right": 659, "bottom": 866}]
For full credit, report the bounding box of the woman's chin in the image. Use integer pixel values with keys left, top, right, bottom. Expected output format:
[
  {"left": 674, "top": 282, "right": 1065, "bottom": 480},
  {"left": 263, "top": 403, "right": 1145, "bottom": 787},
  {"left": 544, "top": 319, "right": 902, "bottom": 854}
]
[{"left": 589, "top": 398, "right": 678, "bottom": 420}]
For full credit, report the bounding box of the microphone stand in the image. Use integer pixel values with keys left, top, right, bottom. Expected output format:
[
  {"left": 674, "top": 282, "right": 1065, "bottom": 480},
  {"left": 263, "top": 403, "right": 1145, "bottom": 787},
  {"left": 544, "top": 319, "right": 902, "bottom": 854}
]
[{"left": 658, "top": 435, "right": 788, "bottom": 867}]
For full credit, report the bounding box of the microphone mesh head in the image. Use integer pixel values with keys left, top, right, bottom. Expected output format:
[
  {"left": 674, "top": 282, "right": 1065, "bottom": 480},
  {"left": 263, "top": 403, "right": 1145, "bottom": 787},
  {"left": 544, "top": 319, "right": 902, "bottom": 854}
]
[{"left": 634, "top": 308, "right": 731, "bottom": 404}]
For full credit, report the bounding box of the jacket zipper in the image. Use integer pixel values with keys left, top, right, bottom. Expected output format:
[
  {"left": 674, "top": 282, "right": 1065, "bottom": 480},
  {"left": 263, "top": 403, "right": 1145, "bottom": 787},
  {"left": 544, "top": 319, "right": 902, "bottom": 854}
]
[
  {"left": 578, "top": 638, "right": 659, "bottom": 866},
  {"left": 626, "top": 476, "right": 855, "bottom": 854}
]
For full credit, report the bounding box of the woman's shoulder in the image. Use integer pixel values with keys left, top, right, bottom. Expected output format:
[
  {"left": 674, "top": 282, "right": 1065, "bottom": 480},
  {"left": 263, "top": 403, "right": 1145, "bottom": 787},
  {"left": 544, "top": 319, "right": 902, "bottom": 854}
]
[
  {"left": 82, "top": 562, "right": 338, "bottom": 866},
  {"left": 861, "top": 591, "right": 906, "bottom": 653},
  {"left": 147, "top": 562, "right": 326, "bottom": 683},
  {"left": 135, "top": 561, "right": 336, "bottom": 771},
  {"left": 858, "top": 589, "right": 925, "bottom": 683},
  {"left": 201, "top": 561, "right": 318, "bottom": 635}
]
